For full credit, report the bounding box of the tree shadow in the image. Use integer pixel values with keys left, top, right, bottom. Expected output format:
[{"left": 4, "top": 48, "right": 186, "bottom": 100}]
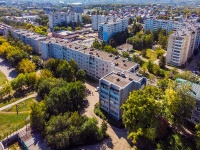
[{"left": 71, "top": 137, "right": 114, "bottom": 150}]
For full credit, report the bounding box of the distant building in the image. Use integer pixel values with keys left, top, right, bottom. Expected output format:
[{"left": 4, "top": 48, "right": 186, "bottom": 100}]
[
  {"left": 92, "top": 15, "right": 114, "bottom": 31},
  {"left": 48, "top": 12, "right": 82, "bottom": 30},
  {"left": 70, "top": 2, "right": 84, "bottom": 13},
  {"left": 98, "top": 18, "right": 128, "bottom": 43},
  {"left": 7, "top": 29, "right": 47, "bottom": 54}
]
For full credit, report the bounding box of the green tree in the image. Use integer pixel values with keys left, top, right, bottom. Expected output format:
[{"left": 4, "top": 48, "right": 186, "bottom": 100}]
[
  {"left": 76, "top": 69, "right": 86, "bottom": 82},
  {"left": 122, "top": 52, "right": 130, "bottom": 58},
  {"left": 17, "top": 58, "right": 36, "bottom": 73},
  {"left": 39, "top": 69, "right": 54, "bottom": 79},
  {"left": 132, "top": 54, "right": 142, "bottom": 65},
  {"left": 175, "top": 71, "right": 198, "bottom": 83},
  {"left": 159, "top": 56, "right": 166, "bottom": 69},
  {"left": 121, "top": 86, "right": 162, "bottom": 144},
  {"left": 32, "top": 56, "right": 43, "bottom": 69},
  {"left": 195, "top": 125, "right": 200, "bottom": 149},
  {"left": 30, "top": 102, "right": 45, "bottom": 132}
]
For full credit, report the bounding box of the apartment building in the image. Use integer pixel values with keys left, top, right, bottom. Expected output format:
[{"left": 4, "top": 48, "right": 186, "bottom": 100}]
[
  {"left": 49, "top": 12, "right": 82, "bottom": 30},
  {"left": 145, "top": 19, "right": 173, "bottom": 32},
  {"left": 166, "top": 27, "right": 199, "bottom": 66},
  {"left": 98, "top": 18, "right": 128, "bottom": 43},
  {"left": 92, "top": 15, "right": 114, "bottom": 31},
  {"left": 99, "top": 71, "right": 147, "bottom": 120},
  {"left": 7, "top": 29, "right": 47, "bottom": 54},
  {"left": 70, "top": 2, "right": 84, "bottom": 13},
  {"left": 40, "top": 38, "right": 139, "bottom": 80}
]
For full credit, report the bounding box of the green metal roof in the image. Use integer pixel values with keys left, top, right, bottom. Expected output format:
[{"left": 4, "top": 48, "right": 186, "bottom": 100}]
[{"left": 176, "top": 78, "right": 200, "bottom": 101}]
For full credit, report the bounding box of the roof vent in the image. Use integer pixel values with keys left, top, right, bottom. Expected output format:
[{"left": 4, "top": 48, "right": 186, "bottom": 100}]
[{"left": 117, "top": 78, "right": 120, "bottom": 81}]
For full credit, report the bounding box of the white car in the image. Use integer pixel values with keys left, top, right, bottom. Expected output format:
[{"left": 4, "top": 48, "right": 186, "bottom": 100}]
[{"left": 95, "top": 87, "right": 99, "bottom": 92}]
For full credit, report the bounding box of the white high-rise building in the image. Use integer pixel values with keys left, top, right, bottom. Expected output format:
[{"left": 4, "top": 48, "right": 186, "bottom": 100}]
[
  {"left": 98, "top": 18, "right": 128, "bottom": 43},
  {"left": 166, "top": 28, "right": 197, "bottom": 66},
  {"left": 49, "top": 12, "right": 82, "bottom": 30},
  {"left": 92, "top": 15, "right": 114, "bottom": 31},
  {"left": 70, "top": 2, "right": 84, "bottom": 13}
]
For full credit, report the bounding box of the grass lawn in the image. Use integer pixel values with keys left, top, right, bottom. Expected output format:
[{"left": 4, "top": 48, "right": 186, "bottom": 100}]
[
  {"left": 2, "top": 98, "right": 37, "bottom": 112},
  {"left": 145, "top": 49, "right": 157, "bottom": 62},
  {"left": 0, "top": 91, "right": 35, "bottom": 108},
  {"left": 0, "top": 70, "right": 7, "bottom": 86},
  {"left": 0, "top": 112, "right": 30, "bottom": 140}
]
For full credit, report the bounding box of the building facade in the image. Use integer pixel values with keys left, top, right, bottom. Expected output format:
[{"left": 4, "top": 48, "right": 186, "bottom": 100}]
[
  {"left": 166, "top": 27, "right": 199, "bottom": 66},
  {"left": 7, "top": 29, "right": 47, "bottom": 54},
  {"left": 70, "top": 2, "right": 84, "bottom": 13},
  {"left": 98, "top": 18, "right": 128, "bottom": 43},
  {"left": 48, "top": 12, "right": 82, "bottom": 30},
  {"left": 99, "top": 71, "right": 146, "bottom": 120},
  {"left": 92, "top": 15, "right": 114, "bottom": 31}
]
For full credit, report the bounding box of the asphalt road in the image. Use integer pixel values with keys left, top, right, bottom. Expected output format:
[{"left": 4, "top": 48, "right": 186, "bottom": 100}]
[{"left": 0, "top": 57, "right": 18, "bottom": 81}]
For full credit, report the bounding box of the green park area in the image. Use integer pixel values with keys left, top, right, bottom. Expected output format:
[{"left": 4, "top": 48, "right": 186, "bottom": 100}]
[
  {"left": 0, "top": 98, "right": 37, "bottom": 140},
  {"left": 0, "top": 71, "right": 7, "bottom": 86}
]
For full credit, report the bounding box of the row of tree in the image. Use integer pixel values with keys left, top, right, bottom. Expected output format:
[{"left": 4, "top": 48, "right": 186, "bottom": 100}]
[
  {"left": 28, "top": 59, "right": 107, "bottom": 149},
  {"left": 127, "top": 28, "right": 169, "bottom": 50}
]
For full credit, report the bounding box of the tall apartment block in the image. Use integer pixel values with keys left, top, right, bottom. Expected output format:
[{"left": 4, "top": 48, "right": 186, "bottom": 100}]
[
  {"left": 49, "top": 12, "right": 82, "bottom": 30},
  {"left": 92, "top": 15, "right": 114, "bottom": 31},
  {"left": 70, "top": 2, "right": 84, "bottom": 13},
  {"left": 166, "top": 26, "right": 200, "bottom": 66},
  {"left": 98, "top": 18, "right": 128, "bottom": 43},
  {"left": 144, "top": 18, "right": 189, "bottom": 33},
  {"left": 99, "top": 71, "right": 146, "bottom": 120},
  {"left": 144, "top": 18, "right": 174, "bottom": 32}
]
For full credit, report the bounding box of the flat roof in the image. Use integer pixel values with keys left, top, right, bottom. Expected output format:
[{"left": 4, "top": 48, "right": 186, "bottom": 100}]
[
  {"left": 112, "top": 57, "right": 137, "bottom": 71},
  {"left": 103, "top": 72, "right": 142, "bottom": 87},
  {"left": 116, "top": 43, "right": 133, "bottom": 51}
]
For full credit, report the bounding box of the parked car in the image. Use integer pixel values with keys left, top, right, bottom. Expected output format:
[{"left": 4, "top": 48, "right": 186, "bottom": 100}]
[{"left": 95, "top": 87, "right": 99, "bottom": 92}]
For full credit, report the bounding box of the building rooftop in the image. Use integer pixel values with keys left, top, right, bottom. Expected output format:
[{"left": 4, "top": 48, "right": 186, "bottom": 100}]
[
  {"left": 112, "top": 57, "right": 137, "bottom": 71},
  {"left": 116, "top": 43, "right": 133, "bottom": 52},
  {"left": 103, "top": 71, "right": 143, "bottom": 87},
  {"left": 176, "top": 78, "right": 200, "bottom": 100}
]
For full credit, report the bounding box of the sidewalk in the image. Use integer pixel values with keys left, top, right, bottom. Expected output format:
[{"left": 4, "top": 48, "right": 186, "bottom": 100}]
[{"left": 0, "top": 93, "right": 37, "bottom": 111}]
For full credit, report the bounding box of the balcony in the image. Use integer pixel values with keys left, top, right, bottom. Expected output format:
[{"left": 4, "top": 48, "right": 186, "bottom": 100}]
[
  {"left": 110, "top": 100, "right": 119, "bottom": 108},
  {"left": 110, "top": 96, "right": 119, "bottom": 102},
  {"left": 100, "top": 87, "right": 109, "bottom": 93},
  {"left": 100, "top": 91, "right": 109, "bottom": 98},
  {"left": 110, "top": 90, "right": 119, "bottom": 98},
  {"left": 100, "top": 96, "right": 108, "bottom": 102}
]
